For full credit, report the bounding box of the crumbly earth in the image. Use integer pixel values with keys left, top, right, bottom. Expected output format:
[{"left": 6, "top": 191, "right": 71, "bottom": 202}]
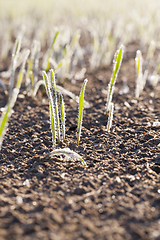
[{"left": 0, "top": 43, "right": 160, "bottom": 240}]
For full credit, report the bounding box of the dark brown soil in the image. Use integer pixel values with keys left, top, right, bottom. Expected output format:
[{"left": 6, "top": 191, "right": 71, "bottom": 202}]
[{"left": 0, "top": 43, "right": 160, "bottom": 240}]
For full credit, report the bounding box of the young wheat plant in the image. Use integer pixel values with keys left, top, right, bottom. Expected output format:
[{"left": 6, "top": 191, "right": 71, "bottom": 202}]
[
  {"left": 0, "top": 49, "right": 30, "bottom": 150},
  {"left": 135, "top": 41, "right": 156, "bottom": 97},
  {"left": 59, "top": 92, "right": 65, "bottom": 142},
  {"left": 43, "top": 69, "right": 88, "bottom": 165},
  {"left": 26, "top": 40, "right": 41, "bottom": 96},
  {"left": 105, "top": 45, "right": 124, "bottom": 114},
  {"left": 77, "top": 79, "right": 88, "bottom": 146},
  {"left": 43, "top": 70, "right": 59, "bottom": 148}
]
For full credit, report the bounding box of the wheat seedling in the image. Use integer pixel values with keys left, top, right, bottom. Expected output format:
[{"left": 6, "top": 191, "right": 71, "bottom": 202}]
[
  {"left": 135, "top": 41, "right": 156, "bottom": 97},
  {"left": 147, "top": 48, "right": 160, "bottom": 87},
  {"left": 149, "top": 54, "right": 160, "bottom": 87},
  {"left": 0, "top": 88, "right": 19, "bottom": 150},
  {"left": 8, "top": 36, "right": 22, "bottom": 97},
  {"left": 105, "top": 45, "right": 124, "bottom": 114},
  {"left": 152, "top": 53, "right": 160, "bottom": 78},
  {"left": 59, "top": 92, "right": 65, "bottom": 142},
  {"left": 16, "top": 49, "right": 30, "bottom": 90},
  {"left": 77, "top": 79, "right": 88, "bottom": 146},
  {"left": 50, "top": 70, "right": 61, "bottom": 144},
  {"left": 58, "top": 29, "right": 82, "bottom": 80},
  {"left": 143, "top": 40, "right": 155, "bottom": 80},
  {"left": 135, "top": 50, "right": 143, "bottom": 98},
  {"left": 89, "top": 29, "right": 100, "bottom": 69},
  {"left": 26, "top": 40, "right": 41, "bottom": 96},
  {"left": 42, "top": 71, "right": 57, "bottom": 148},
  {"left": 43, "top": 29, "right": 59, "bottom": 72},
  {"left": 0, "top": 49, "right": 29, "bottom": 150}
]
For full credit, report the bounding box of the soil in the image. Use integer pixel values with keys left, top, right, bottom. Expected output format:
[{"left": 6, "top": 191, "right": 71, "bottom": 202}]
[{"left": 0, "top": 42, "right": 160, "bottom": 240}]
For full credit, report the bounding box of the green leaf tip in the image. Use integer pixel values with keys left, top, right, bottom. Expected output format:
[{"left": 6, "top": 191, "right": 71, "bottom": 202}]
[
  {"left": 45, "top": 148, "right": 87, "bottom": 166},
  {"left": 50, "top": 69, "right": 61, "bottom": 144}
]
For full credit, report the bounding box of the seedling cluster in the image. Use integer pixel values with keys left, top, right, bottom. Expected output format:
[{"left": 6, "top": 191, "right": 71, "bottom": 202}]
[
  {"left": 0, "top": 0, "right": 160, "bottom": 165},
  {"left": 106, "top": 45, "right": 124, "bottom": 132},
  {"left": 43, "top": 69, "right": 88, "bottom": 165}
]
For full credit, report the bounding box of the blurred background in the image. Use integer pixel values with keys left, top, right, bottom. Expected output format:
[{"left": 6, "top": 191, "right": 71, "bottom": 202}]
[{"left": 1, "top": 0, "right": 160, "bottom": 83}]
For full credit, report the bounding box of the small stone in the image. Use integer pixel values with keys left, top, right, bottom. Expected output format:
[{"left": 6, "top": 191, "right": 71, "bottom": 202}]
[
  {"left": 23, "top": 179, "right": 30, "bottom": 188},
  {"left": 16, "top": 196, "right": 23, "bottom": 205}
]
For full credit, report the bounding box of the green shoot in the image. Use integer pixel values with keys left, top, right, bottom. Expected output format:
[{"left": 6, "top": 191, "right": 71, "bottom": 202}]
[
  {"left": 45, "top": 148, "right": 87, "bottom": 166},
  {"left": 135, "top": 50, "right": 143, "bottom": 98},
  {"left": 105, "top": 45, "right": 124, "bottom": 114},
  {"left": 43, "top": 70, "right": 62, "bottom": 147},
  {"left": 0, "top": 46, "right": 30, "bottom": 150},
  {"left": 143, "top": 40, "right": 155, "bottom": 85},
  {"left": 153, "top": 54, "right": 160, "bottom": 76},
  {"left": 77, "top": 79, "right": 88, "bottom": 146},
  {"left": 8, "top": 25, "right": 25, "bottom": 97},
  {"left": 16, "top": 49, "right": 30, "bottom": 90},
  {"left": 106, "top": 102, "right": 114, "bottom": 132},
  {"left": 59, "top": 93, "right": 65, "bottom": 142},
  {"left": 90, "top": 29, "right": 100, "bottom": 69},
  {"left": 150, "top": 53, "right": 160, "bottom": 87},
  {"left": 59, "top": 29, "right": 81, "bottom": 80},
  {"left": 0, "top": 88, "right": 19, "bottom": 150},
  {"left": 50, "top": 70, "right": 61, "bottom": 144},
  {"left": 26, "top": 40, "right": 41, "bottom": 95},
  {"left": 8, "top": 36, "right": 22, "bottom": 97},
  {"left": 43, "top": 29, "right": 59, "bottom": 72},
  {"left": 144, "top": 40, "right": 155, "bottom": 72},
  {"left": 135, "top": 42, "right": 156, "bottom": 96},
  {"left": 42, "top": 71, "right": 56, "bottom": 147},
  {"left": 70, "top": 29, "right": 81, "bottom": 52}
]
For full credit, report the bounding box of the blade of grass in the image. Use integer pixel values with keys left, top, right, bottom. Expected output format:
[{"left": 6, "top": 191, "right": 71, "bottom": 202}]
[
  {"left": 0, "top": 88, "right": 19, "bottom": 150},
  {"left": 105, "top": 45, "right": 124, "bottom": 114},
  {"left": 50, "top": 70, "right": 61, "bottom": 144},
  {"left": 77, "top": 79, "right": 88, "bottom": 146},
  {"left": 135, "top": 50, "right": 143, "bottom": 98},
  {"left": 42, "top": 71, "right": 56, "bottom": 147},
  {"left": 8, "top": 25, "right": 25, "bottom": 97},
  {"left": 8, "top": 36, "right": 22, "bottom": 97},
  {"left": 26, "top": 40, "right": 40, "bottom": 95},
  {"left": 45, "top": 29, "right": 59, "bottom": 72},
  {"left": 59, "top": 92, "right": 65, "bottom": 142},
  {"left": 16, "top": 49, "right": 30, "bottom": 90}
]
